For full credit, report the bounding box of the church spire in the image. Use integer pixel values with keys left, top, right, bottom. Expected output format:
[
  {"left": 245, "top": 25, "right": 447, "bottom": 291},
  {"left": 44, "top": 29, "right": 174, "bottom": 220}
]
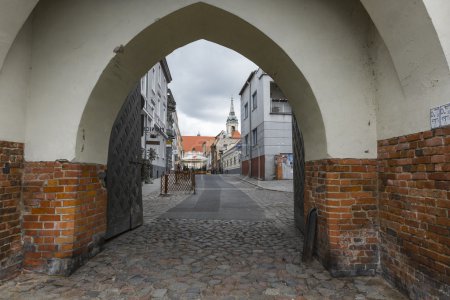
[
  {"left": 227, "top": 97, "right": 238, "bottom": 123},
  {"left": 229, "top": 97, "right": 235, "bottom": 116},
  {"left": 226, "top": 97, "right": 238, "bottom": 136}
]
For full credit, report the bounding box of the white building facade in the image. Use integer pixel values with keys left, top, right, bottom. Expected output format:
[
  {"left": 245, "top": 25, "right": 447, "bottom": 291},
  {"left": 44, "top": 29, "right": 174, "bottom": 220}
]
[
  {"left": 240, "top": 68, "right": 293, "bottom": 180},
  {"left": 210, "top": 99, "right": 241, "bottom": 173},
  {"left": 140, "top": 59, "right": 172, "bottom": 178},
  {"left": 171, "top": 109, "right": 182, "bottom": 171},
  {"left": 222, "top": 141, "right": 241, "bottom": 174}
]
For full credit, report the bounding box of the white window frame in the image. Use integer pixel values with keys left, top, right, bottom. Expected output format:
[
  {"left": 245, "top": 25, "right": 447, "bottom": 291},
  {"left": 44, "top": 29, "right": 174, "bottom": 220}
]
[
  {"left": 151, "top": 68, "right": 156, "bottom": 93},
  {"left": 245, "top": 135, "right": 249, "bottom": 155},
  {"left": 252, "top": 91, "right": 257, "bottom": 110},
  {"left": 158, "top": 65, "right": 162, "bottom": 87},
  {"left": 141, "top": 76, "right": 147, "bottom": 99}
]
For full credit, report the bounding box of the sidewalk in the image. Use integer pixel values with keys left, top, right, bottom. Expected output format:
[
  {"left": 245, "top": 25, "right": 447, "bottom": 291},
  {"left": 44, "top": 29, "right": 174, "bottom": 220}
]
[
  {"left": 142, "top": 177, "right": 161, "bottom": 197},
  {"left": 145, "top": 175, "right": 294, "bottom": 194},
  {"left": 239, "top": 175, "right": 293, "bottom": 193}
]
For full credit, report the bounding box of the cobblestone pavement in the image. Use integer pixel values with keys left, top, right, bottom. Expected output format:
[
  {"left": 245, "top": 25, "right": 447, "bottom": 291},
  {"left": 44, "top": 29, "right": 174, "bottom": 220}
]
[{"left": 0, "top": 175, "right": 405, "bottom": 300}]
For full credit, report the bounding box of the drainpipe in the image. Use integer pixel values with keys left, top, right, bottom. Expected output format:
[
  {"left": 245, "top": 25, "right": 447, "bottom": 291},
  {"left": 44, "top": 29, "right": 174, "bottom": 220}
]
[{"left": 247, "top": 80, "right": 252, "bottom": 178}]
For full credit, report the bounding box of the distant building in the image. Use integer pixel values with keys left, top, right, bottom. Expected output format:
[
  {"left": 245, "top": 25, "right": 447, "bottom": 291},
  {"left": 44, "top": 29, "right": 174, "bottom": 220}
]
[
  {"left": 165, "top": 89, "right": 179, "bottom": 171},
  {"left": 239, "top": 68, "right": 293, "bottom": 180},
  {"left": 181, "top": 135, "right": 215, "bottom": 170},
  {"left": 171, "top": 109, "right": 183, "bottom": 170},
  {"left": 210, "top": 98, "right": 241, "bottom": 173},
  {"left": 222, "top": 141, "right": 242, "bottom": 174},
  {"left": 140, "top": 59, "right": 173, "bottom": 178}
]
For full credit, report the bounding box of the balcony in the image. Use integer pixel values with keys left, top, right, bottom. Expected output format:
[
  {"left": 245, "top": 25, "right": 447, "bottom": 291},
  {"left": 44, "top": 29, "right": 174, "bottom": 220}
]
[
  {"left": 166, "top": 128, "right": 175, "bottom": 139},
  {"left": 270, "top": 98, "right": 292, "bottom": 115}
]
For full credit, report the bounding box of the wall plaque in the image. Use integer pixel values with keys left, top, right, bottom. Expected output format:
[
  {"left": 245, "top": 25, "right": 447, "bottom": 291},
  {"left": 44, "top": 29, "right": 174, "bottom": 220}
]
[{"left": 430, "top": 102, "right": 450, "bottom": 129}]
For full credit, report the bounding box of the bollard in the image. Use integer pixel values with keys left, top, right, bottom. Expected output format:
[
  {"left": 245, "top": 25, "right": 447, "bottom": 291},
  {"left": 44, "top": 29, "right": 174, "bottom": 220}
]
[
  {"left": 302, "top": 207, "right": 318, "bottom": 262},
  {"left": 192, "top": 172, "right": 196, "bottom": 194},
  {"left": 164, "top": 174, "right": 169, "bottom": 194}
]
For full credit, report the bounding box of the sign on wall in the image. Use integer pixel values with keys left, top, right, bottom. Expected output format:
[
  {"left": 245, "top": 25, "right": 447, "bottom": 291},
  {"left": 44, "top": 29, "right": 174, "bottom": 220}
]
[{"left": 430, "top": 103, "right": 450, "bottom": 129}]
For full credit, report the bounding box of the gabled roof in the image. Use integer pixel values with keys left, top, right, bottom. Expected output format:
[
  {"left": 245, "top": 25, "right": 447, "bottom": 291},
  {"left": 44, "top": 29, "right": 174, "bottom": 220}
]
[
  {"left": 182, "top": 136, "right": 215, "bottom": 153},
  {"left": 231, "top": 130, "right": 241, "bottom": 139},
  {"left": 239, "top": 70, "right": 257, "bottom": 96}
]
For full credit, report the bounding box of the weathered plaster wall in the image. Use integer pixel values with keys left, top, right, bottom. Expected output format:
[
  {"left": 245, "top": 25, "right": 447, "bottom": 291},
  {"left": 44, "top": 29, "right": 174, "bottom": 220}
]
[
  {"left": 0, "top": 0, "right": 38, "bottom": 73},
  {"left": 0, "top": 19, "right": 32, "bottom": 143},
  {"left": 0, "top": 0, "right": 448, "bottom": 164},
  {"left": 361, "top": 0, "right": 450, "bottom": 140},
  {"left": 424, "top": 0, "right": 450, "bottom": 68},
  {"left": 0, "top": 0, "right": 383, "bottom": 163},
  {"left": 76, "top": 0, "right": 382, "bottom": 164}
]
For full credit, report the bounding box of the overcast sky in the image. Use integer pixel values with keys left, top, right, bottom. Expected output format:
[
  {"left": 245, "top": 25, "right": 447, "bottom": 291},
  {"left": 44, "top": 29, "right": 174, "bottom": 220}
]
[{"left": 166, "top": 40, "right": 257, "bottom": 136}]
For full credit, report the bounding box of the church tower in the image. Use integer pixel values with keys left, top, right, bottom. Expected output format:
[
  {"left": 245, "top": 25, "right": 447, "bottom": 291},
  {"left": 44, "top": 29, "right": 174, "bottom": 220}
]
[{"left": 226, "top": 97, "right": 239, "bottom": 137}]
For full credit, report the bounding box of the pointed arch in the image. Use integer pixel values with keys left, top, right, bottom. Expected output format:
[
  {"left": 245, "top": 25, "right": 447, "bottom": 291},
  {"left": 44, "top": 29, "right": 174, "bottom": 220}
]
[{"left": 75, "top": 2, "right": 327, "bottom": 163}]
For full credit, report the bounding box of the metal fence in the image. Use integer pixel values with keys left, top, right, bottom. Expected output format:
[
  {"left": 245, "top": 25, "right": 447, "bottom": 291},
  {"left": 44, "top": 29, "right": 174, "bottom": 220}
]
[{"left": 160, "top": 171, "right": 196, "bottom": 195}]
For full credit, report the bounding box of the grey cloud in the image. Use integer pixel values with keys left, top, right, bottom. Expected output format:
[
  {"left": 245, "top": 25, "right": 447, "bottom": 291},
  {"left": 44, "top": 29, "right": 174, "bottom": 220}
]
[{"left": 167, "top": 40, "right": 256, "bottom": 135}]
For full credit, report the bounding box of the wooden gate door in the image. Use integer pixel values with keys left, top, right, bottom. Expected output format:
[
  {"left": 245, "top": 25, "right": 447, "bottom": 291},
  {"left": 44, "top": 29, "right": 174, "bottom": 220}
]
[{"left": 105, "top": 84, "right": 143, "bottom": 239}]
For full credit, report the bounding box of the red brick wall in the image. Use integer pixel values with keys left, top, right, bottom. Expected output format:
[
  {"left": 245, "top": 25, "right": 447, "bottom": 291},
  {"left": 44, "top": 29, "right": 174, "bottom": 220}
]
[
  {"left": 241, "top": 156, "right": 265, "bottom": 179},
  {"left": 250, "top": 155, "right": 265, "bottom": 179},
  {"left": 0, "top": 141, "right": 24, "bottom": 280},
  {"left": 22, "top": 161, "right": 106, "bottom": 275},
  {"left": 304, "top": 158, "right": 379, "bottom": 276},
  {"left": 242, "top": 160, "right": 249, "bottom": 176},
  {"left": 378, "top": 127, "right": 449, "bottom": 299}
]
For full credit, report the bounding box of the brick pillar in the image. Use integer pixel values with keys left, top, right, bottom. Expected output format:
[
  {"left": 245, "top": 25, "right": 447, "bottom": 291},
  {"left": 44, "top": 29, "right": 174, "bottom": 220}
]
[
  {"left": 305, "top": 159, "right": 379, "bottom": 276},
  {"left": 22, "top": 161, "right": 106, "bottom": 275},
  {"left": 0, "top": 141, "right": 24, "bottom": 280},
  {"left": 378, "top": 127, "right": 449, "bottom": 299}
]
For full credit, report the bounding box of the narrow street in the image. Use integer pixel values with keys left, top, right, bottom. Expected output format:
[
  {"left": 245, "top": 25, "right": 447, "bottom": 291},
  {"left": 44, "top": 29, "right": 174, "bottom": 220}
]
[{"left": 1, "top": 175, "right": 405, "bottom": 299}]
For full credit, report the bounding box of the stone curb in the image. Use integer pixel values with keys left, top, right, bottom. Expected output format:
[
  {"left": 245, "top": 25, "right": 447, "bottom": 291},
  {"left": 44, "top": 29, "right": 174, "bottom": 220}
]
[{"left": 239, "top": 176, "right": 294, "bottom": 193}]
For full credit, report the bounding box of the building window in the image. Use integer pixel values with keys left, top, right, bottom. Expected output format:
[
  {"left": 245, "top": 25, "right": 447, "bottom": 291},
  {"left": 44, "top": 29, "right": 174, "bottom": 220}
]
[
  {"left": 158, "top": 65, "right": 162, "bottom": 87},
  {"left": 141, "top": 76, "right": 148, "bottom": 99},
  {"left": 245, "top": 135, "right": 249, "bottom": 155},
  {"left": 252, "top": 91, "right": 257, "bottom": 110},
  {"left": 252, "top": 128, "right": 257, "bottom": 146},
  {"left": 151, "top": 68, "right": 156, "bottom": 93},
  {"left": 244, "top": 103, "right": 248, "bottom": 119},
  {"left": 233, "top": 157, "right": 236, "bottom": 165},
  {"left": 157, "top": 99, "right": 161, "bottom": 118},
  {"left": 271, "top": 98, "right": 291, "bottom": 114}
]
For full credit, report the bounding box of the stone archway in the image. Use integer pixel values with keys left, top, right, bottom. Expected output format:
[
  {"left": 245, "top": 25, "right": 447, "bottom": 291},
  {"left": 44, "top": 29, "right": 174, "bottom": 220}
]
[
  {"left": 0, "top": 1, "right": 448, "bottom": 298},
  {"left": 74, "top": 2, "right": 328, "bottom": 165}
]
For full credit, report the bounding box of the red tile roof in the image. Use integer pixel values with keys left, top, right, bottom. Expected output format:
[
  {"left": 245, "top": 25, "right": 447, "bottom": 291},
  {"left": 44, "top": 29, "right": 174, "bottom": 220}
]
[
  {"left": 231, "top": 130, "right": 241, "bottom": 139},
  {"left": 182, "top": 136, "right": 215, "bottom": 153}
]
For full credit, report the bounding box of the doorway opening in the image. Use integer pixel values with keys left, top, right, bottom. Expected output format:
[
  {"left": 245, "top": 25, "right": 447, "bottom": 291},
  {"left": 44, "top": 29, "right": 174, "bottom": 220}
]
[{"left": 105, "top": 39, "right": 306, "bottom": 242}]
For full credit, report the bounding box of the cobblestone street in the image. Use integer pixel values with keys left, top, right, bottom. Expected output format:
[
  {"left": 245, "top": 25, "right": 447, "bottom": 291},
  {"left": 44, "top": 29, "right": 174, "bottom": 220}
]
[{"left": 0, "top": 175, "right": 405, "bottom": 300}]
